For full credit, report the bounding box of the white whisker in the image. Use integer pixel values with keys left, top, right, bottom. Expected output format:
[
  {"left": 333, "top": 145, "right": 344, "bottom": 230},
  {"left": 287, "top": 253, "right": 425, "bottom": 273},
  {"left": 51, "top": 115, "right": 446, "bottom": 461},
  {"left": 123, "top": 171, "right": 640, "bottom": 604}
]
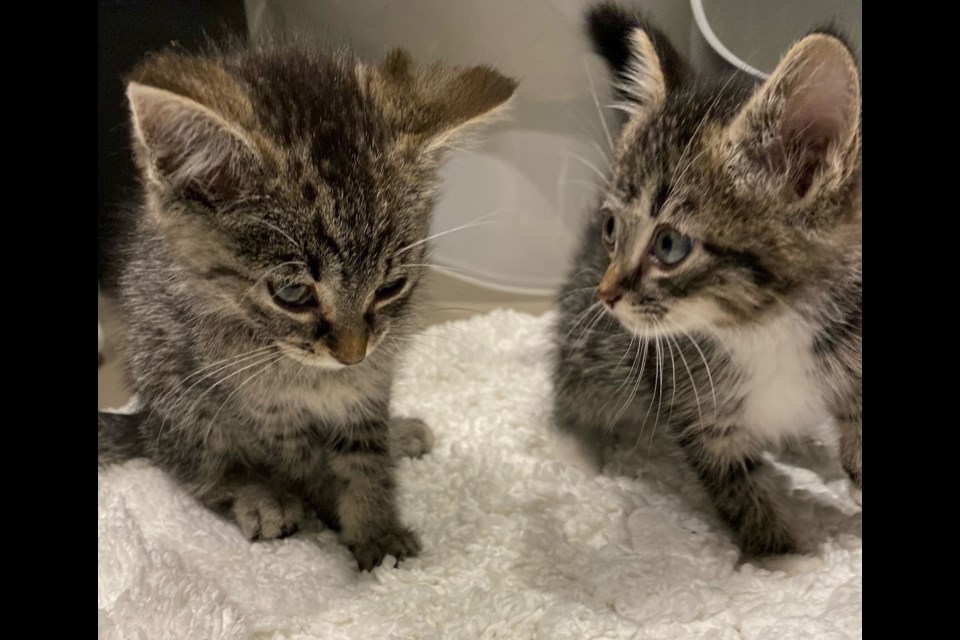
[
  {"left": 666, "top": 333, "right": 703, "bottom": 429},
  {"left": 203, "top": 353, "right": 286, "bottom": 447},
  {"left": 395, "top": 209, "right": 507, "bottom": 256},
  {"left": 668, "top": 318, "right": 719, "bottom": 423},
  {"left": 562, "top": 150, "right": 610, "bottom": 185},
  {"left": 583, "top": 56, "right": 614, "bottom": 151}
]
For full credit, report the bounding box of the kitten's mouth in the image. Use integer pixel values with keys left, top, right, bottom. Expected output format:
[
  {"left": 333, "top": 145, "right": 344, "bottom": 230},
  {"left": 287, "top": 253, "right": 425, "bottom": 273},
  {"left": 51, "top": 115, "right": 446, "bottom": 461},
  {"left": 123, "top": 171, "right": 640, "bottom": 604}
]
[
  {"left": 604, "top": 297, "right": 716, "bottom": 338},
  {"left": 276, "top": 343, "right": 347, "bottom": 370},
  {"left": 275, "top": 331, "right": 388, "bottom": 370},
  {"left": 603, "top": 298, "right": 673, "bottom": 336}
]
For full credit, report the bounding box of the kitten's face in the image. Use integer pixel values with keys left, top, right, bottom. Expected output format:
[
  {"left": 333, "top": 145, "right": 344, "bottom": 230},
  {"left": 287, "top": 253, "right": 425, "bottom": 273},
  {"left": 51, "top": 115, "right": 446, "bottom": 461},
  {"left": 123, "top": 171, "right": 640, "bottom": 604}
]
[
  {"left": 197, "top": 152, "right": 433, "bottom": 370},
  {"left": 591, "top": 28, "right": 861, "bottom": 338},
  {"left": 597, "top": 111, "right": 777, "bottom": 337},
  {"left": 127, "top": 47, "right": 514, "bottom": 368}
]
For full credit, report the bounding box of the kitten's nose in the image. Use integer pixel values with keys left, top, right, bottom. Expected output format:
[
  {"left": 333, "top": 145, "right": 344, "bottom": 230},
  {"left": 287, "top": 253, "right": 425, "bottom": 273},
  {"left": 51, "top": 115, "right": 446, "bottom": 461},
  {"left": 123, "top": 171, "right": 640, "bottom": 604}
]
[
  {"left": 330, "top": 328, "right": 368, "bottom": 365},
  {"left": 598, "top": 287, "right": 622, "bottom": 307},
  {"left": 597, "top": 265, "right": 625, "bottom": 307}
]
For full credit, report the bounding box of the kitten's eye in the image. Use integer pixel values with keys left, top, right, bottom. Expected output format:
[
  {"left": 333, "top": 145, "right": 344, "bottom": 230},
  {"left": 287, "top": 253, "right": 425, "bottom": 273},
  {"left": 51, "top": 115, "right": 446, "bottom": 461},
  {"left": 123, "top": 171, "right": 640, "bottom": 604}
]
[
  {"left": 601, "top": 210, "right": 617, "bottom": 250},
  {"left": 269, "top": 282, "right": 316, "bottom": 310},
  {"left": 375, "top": 277, "right": 408, "bottom": 302},
  {"left": 652, "top": 226, "right": 693, "bottom": 266}
]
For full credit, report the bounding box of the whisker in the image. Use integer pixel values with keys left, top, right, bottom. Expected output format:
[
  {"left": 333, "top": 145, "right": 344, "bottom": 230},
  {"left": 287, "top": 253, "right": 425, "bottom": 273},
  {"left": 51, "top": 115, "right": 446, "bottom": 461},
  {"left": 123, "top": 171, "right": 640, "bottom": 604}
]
[
  {"left": 665, "top": 331, "right": 678, "bottom": 422},
  {"left": 203, "top": 353, "right": 286, "bottom": 447},
  {"left": 561, "top": 150, "right": 610, "bottom": 185},
  {"left": 645, "top": 324, "right": 666, "bottom": 459},
  {"left": 564, "top": 301, "right": 604, "bottom": 342},
  {"left": 665, "top": 333, "right": 703, "bottom": 429},
  {"left": 395, "top": 209, "right": 508, "bottom": 256},
  {"left": 154, "top": 348, "right": 279, "bottom": 450},
  {"left": 557, "top": 286, "right": 600, "bottom": 304},
  {"left": 149, "top": 346, "right": 276, "bottom": 419},
  {"left": 668, "top": 318, "right": 719, "bottom": 423},
  {"left": 601, "top": 334, "right": 642, "bottom": 427},
  {"left": 610, "top": 327, "right": 649, "bottom": 428},
  {"left": 668, "top": 307, "right": 733, "bottom": 359},
  {"left": 182, "top": 352, "right": 284, "bottom": 427},
  {"left": 583, "top": 56, "right": 615, "bottom": 151},
  {"left": 574, "top": 304, "right": 608, "bottom": 348}
]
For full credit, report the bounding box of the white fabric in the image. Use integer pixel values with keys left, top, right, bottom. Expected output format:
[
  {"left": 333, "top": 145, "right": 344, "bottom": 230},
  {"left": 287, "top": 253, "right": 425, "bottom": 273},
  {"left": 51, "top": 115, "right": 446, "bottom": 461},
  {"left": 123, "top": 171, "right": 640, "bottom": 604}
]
[{"left": 98, "top": 310, "right": 862, "bottom": 639}]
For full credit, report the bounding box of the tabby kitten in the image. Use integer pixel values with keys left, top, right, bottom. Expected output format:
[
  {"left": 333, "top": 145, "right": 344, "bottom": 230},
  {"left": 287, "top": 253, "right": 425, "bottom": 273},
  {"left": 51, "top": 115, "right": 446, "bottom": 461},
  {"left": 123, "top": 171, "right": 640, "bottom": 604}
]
[
  {"left": 553, "top": 4, "right": 861, "bottom": 557},
  {"left": 98, "top": 44, "right": 515, "bottom": 570}
]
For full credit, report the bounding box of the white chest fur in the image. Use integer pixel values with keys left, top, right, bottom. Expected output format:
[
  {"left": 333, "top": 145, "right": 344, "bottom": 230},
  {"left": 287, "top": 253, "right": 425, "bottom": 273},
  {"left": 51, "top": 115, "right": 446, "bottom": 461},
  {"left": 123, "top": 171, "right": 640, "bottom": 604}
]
[{"left": 718, "top": 313, "right": 828, "bottom": 442}]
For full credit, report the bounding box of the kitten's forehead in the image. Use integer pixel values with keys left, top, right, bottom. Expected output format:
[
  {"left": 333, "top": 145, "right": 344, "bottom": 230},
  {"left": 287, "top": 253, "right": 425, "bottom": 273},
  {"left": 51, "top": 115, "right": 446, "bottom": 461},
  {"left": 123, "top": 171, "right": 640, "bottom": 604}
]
[
  {"left": 608, "top": 78, "right": 753, "bottom": 209},
  {"left": 227, "top": 55, "right": 430, "bottom": 274}
]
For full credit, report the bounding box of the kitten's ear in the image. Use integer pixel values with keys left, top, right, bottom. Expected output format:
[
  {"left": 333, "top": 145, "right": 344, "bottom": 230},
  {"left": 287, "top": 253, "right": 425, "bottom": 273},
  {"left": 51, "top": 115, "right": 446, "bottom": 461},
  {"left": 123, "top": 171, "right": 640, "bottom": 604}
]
[
  {"left": 126, "top": 82, "right": 260, "bottom": 196},
  {"left": 585, "top": 3, "right": 688, "bottom": 118},
  {"left": 372, "top": 49, "right": 517, "bottom": 153},
  {"left": 725, "top": 33, "right": 861, "bottom": 200}
]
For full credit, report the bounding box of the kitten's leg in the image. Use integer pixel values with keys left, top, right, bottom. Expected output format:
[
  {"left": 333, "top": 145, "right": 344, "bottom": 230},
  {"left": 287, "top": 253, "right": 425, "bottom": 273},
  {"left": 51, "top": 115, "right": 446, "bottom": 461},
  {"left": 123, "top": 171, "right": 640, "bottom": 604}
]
[
  {"left": 329, "top": 421, "right": 421, "bottom": 570},
  {"left": 837, "top": 416, "right": 862, "bottom": 504},
  {"left": 677, "top": 425, "right": 797, "bottom": 556},
  {"left": 200, "top": 471, "right": 305, "bottom": 541},
  {"left": 389, "top": 417, "right": 434, "bottom": 459},
  {"left": 828, "top": 382, "right": 861, "bottom": 503},
  {"left": 144, "top": 411, "right": 306, "bottom": 541}
]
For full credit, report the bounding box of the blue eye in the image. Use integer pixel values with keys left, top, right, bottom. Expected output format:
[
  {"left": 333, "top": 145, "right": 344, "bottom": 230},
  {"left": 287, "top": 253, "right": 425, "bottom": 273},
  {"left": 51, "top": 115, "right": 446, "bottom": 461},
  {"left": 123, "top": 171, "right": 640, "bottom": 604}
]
[
  {"left": 652, "top": 226, "right": 693, "bottom": 266},
  {"left": 270, "top": 282, "right": 315, "bottom": 309}
]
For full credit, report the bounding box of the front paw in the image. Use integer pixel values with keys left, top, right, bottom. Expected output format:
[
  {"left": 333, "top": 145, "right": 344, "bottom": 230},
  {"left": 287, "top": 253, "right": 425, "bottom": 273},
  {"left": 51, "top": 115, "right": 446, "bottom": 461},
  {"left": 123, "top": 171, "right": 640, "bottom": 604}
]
[
  {"left": 233, "top": 486, "right": 305, "bottom": 541},
  {"left": 347, "top": 526, "right": 422, "bottom": 571},
  {"left": 738, "top": 522, "right": 798, "bottom": 558},
  {"left": 389, "top": 417, "right": 434, "bottom": 459}
]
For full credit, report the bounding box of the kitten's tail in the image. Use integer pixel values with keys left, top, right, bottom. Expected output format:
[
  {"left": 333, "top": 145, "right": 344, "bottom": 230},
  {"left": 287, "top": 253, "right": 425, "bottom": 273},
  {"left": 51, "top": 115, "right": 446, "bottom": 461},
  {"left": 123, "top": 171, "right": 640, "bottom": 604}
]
[{"left": 98, "top": 411, "right": 144, "bottom": 465}]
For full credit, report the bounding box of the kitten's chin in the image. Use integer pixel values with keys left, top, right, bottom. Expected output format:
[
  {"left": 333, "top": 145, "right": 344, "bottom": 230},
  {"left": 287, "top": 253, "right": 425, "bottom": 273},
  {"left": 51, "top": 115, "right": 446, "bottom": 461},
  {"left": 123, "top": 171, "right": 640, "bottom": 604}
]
[{"left": 606, "top": 300, "right": 717, "bottom": 337}]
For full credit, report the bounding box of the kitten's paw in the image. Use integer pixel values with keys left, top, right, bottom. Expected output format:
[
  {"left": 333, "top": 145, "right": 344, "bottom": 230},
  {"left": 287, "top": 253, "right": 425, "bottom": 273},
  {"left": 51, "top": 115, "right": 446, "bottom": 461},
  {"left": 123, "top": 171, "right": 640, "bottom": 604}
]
[
  {"left": 739, "top": 526, "right": 798, "bottom": 559},
  {"left": 752, "top": 553, "right": 823, "bottom": 575},
  {"left": 348, "top": 526, "right": 422, "bottom": 571},
  {"left": 233, "top": 486, "right": 305, "bottom": 541},
  {"left": 390, "top": 417, "right": 434, "bottom": 459}
]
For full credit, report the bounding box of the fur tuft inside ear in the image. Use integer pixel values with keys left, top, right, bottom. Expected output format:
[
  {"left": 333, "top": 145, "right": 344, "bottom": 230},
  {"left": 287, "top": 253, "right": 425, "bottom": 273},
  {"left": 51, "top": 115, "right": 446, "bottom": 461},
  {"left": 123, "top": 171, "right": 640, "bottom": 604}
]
[
  {"left": 726, "top": 33, "right": 861, "bottom": 200},
  {"left": 126, "top": 82, "right": 259, "bottom": 195}
]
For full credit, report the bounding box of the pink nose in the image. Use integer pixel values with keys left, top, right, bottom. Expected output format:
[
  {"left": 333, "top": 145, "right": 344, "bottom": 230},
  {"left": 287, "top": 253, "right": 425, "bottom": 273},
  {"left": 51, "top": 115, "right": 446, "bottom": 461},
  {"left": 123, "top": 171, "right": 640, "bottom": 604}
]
[{"left": 597, "top": 286, "right": 623, "bottom": 307}]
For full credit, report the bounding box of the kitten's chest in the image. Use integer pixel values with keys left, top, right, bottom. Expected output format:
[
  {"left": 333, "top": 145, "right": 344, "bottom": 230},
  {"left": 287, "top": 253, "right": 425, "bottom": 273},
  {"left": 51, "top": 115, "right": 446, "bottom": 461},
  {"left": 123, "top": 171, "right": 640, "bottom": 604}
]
[
  {"left": 247, "top": 365, "right": 388, "bottom": 427},
  {"left": 719, "top": 316, "right": 828, "bottom": 440}
]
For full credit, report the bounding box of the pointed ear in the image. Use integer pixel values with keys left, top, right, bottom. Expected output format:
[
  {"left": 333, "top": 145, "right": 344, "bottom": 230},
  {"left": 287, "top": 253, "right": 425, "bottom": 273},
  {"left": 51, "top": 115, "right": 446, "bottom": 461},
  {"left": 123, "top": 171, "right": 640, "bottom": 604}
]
[
  {"left": 726, "top": 33, "right": 861, "bottom": 200},
  {"left": 126, "top": 82, "right": 260, "bottom": 196},
  {"left": 585, "top": 3, "right": 688, "bottom": 117},
  {"left": 371, "top": 49, "right": 517, "bottom": 153}
]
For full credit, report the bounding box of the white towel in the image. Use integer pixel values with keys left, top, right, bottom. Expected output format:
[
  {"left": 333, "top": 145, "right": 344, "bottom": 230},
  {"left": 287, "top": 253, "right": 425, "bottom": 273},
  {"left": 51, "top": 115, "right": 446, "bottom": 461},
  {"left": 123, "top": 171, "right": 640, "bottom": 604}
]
[{"left": 98, "top": 310, "right": 862, "bottom": 639}]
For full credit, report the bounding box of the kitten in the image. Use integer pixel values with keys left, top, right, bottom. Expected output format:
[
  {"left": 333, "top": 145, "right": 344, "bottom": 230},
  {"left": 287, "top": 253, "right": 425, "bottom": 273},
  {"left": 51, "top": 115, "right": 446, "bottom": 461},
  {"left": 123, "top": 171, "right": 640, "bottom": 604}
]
[
  {"left": 553, "top": 4, "right": 861, "bottom": 557},
  {"left": 98, "top": 43, "right": 515, "bottom": 570}
]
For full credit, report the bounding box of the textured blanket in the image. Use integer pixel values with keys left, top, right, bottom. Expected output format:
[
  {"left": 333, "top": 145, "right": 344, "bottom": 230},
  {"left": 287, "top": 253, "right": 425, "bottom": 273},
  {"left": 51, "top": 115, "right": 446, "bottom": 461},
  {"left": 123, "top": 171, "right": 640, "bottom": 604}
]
[{"left": 98, "top": 310, "right": 862, "bottom": 639}]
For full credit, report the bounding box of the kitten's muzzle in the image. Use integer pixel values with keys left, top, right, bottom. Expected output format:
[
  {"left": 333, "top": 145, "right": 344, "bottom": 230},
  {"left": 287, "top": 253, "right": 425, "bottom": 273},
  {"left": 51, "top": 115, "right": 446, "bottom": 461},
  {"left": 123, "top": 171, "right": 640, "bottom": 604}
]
[
  {"left": 597, "top": 265, "right": 625, "bottom": 307},
  {"left": 329, "top": 327, "right": 369, "bottom": 365}
]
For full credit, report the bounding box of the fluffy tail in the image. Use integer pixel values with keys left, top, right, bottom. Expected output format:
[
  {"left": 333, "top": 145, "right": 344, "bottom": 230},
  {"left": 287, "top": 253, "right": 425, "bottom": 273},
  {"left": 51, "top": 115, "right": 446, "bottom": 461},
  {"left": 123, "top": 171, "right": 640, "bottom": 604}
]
[{"left": 98, "top": 411, "right": 144, "bottom": 465}]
